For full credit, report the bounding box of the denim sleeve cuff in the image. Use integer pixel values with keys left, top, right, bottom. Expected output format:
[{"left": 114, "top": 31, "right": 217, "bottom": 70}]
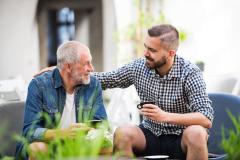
[{"left": 33, "top": 128, "right": 47, "bottom": 141}]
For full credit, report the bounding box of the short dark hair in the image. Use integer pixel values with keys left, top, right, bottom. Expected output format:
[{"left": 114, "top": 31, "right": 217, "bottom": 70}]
[{"left": 148, "top": 24, "right": 179, "bottom": 51}]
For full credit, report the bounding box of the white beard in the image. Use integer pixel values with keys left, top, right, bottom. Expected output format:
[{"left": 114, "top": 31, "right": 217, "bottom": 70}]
[{"left": 71, "top": 70, "right": 90, "bottom": 85}]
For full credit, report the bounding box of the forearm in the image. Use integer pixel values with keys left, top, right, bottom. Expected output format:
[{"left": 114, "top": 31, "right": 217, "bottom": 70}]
[
  {"left": 94, "top": 72, "right": 128, "bottom": 89},
  {"left": 184, "top": 70, "right": 214, "bottom": 124},
  {"left": 163, "top": 112, "right": 212, "bottom": 129},
  {"left": 93, "top": 64, "right": 134, "bottom": 90}
]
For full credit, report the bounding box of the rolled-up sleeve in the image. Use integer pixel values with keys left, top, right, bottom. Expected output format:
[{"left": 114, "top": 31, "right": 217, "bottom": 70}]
[
  {"left": 185, "top": 70, "right": 214, "bottom": 122},
  {"left": 93, "top": 61, "right": 135, "bottom": 90}
]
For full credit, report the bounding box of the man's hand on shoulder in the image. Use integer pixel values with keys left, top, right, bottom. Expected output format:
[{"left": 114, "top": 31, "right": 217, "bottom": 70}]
[{"left": 34, "top": 66, "right": 56, "bottom": 77}]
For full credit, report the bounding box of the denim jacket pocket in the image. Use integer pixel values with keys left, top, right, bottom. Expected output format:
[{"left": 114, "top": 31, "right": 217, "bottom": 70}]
[
  {"left": 81, "top": 105, "right": 93, "bottom": 122},
  {"left": 42, "top": 105, "right": 59, "bottom": 127},
  {"left": 42, "top": 105, "right": 58, "bottom": 117}
]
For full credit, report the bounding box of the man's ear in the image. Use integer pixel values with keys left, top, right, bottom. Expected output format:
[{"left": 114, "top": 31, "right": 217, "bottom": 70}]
[
  {"left": 64, "top": 63, "right": 72, "bottom": 73},
  {"left": 169, "top": 50, "right": 176, "bottom": 57}
]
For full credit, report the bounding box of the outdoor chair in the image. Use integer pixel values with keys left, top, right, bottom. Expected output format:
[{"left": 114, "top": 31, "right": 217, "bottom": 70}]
[
  {"left": 208, "top": 93, "right": 240, "bottom": 160},
  {"left": 0, "top": 101, "right": 25, "bottom": 157}
]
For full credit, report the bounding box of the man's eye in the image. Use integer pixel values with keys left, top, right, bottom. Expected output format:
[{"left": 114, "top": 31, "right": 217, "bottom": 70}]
[{"left": 149, "top": 48, "right": 156, "bottom": 52}]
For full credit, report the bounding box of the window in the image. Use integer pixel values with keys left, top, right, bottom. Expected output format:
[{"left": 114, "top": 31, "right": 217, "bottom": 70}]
[
  {"left": 47, "top": 7, "right": 75, "bottom": 66},
  {"left": 37, "top": 0, "right": 103, "bottom": 70}
]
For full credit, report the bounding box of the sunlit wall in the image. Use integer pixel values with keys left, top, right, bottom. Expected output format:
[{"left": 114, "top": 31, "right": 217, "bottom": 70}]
[{"left": 164, "top": 0, "right": 240, "bottom": 75}]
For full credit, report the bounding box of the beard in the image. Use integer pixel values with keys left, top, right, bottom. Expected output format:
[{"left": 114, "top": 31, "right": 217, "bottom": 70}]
[
  {"left": 145, "top": 56, "right": 167, "bottom": 69},
  {"left": 71, "top": 69, "right": 90, "bottom": 85}
]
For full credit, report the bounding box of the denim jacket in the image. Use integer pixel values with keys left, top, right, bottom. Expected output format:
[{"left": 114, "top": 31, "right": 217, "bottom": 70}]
[{"left": 16, "top": 68, "right": 107, "bottom": 158}]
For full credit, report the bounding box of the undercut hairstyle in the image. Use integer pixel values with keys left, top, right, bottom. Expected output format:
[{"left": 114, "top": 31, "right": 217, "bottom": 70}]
[
  {"left": 56, "top": 41, "right": 81, "bottom": 71},
  {"left": 148, "top": 24, "right": 179, "bottom": 51}
]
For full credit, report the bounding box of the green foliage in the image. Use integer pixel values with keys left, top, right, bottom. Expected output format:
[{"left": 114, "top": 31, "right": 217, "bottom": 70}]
[
  {"left": 0, "top": 122, "right": 16, "bottom": 160},
  {"left": 31, "top": 122, "right": 113, "bottom": 159},
  {"left": 195, "top": 60, "right": 205, "bottom": 71},
  {"left": 221, "top": 111, "right": 240, "bottom": 160},
  {"left": 15, "top": 111, "right": 112, "bottom": 159},
  {"left": 179, "top": 29, "right": 188, "bottom": 42},
  {"left": 14, "top": 119, "right": 112, "bottom": 159},
  {"left": 195, "top": 61, "right": 204, "bottom": 65},
  {"left": 1, "top": 156, "right": 14, "bottom": 160},
  {"left": 0, "top": 122, "right": 8, "bottom": 154}
]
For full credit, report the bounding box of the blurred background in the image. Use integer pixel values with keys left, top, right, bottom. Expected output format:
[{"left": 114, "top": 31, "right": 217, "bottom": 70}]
[{"left": 0, "top": 0, "right": 240, "bottom": 124}]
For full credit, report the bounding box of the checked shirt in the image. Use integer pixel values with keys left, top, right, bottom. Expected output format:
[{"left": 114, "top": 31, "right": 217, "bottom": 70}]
[{"left": 94, "top": 55, "right": 214, "bottom": 136}]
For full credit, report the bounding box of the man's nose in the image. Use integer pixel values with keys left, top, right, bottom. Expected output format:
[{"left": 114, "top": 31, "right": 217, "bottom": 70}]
[
  {"left": 88, "top": 63, "right": 94, "bottom": 72},
  {"left": 144, "top": 49, "right": 149, "bottom": 57}
]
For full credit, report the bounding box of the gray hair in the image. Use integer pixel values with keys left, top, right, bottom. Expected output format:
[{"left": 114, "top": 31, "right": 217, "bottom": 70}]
[
  {"left": 56, "top": 41, "right": 81, "bottom": 71},
  {"left": 148, "top": 24, "right": 179, "bottom": 51}
]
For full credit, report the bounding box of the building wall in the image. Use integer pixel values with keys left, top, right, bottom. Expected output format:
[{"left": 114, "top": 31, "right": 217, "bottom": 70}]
[
  {"left": 163, "top": 0, "right": 240, "bottom": 75},
  {"left": 0, "top": 0, "right": 117, "bottom": 83},
  {"left": 102, "top": 0, "right": 117, "bottom": 71},
  {"left": 2, "top": 0, "right": 238, "bottom": 83},
  {"left": 0, "top": 0, "right": 39, "bottom": 83}
]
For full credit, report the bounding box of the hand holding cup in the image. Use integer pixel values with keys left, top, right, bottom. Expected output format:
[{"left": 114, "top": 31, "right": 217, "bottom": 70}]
[{"left": 137, "top": 101, "right": 155, "bottom": 109}]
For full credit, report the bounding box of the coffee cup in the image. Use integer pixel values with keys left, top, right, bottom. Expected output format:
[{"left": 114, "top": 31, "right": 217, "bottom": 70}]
[{"left": 137, "top": 101, "right": 155, "bottom": 109}]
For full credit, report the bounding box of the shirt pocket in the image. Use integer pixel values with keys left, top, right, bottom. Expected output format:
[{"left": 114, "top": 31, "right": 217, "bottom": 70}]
[
  {"left": 42, "top": 105, "right": 58, "bottom": 117},
  {"left": 84, "top": 105, "right": 93, "bottom": 121},
  {"left": 78, "top": 104, "right": 93, "bottom": 122},
  {"left": 168, "top": 87, "right": 189, "bottom": 112},
  {"left": 138, "top": 88, "right": 155, "bottom": 102},
  {"left": 41, "top": 105, "right": 59, "bottom": 127}
]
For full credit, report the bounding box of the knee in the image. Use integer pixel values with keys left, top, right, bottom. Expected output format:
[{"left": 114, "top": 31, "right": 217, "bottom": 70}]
[
  {"left": 28, "top": 142, "right": 48, "bottom": 154},
  {"left": 183, "top": 125, "right": 208, "bottom": 147},
  {"left": 114, "top": 126, "right": 132, "bottom": 143}
]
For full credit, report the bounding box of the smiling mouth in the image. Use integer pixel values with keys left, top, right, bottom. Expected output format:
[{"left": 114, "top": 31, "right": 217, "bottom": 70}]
[
  {"left": 146, "top": 59, "right": 152, "bottom": 62},
  {"left": 146, "top": 59, "right": 154, "bottom": 64},
  {"left": 145, "top": 57, "right": 154, "bottom": 61}
]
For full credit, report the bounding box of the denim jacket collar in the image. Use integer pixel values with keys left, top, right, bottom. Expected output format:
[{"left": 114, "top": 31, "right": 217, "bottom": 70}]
[{"left": 53, "top": 68, "right": 64, "bottom": 89}]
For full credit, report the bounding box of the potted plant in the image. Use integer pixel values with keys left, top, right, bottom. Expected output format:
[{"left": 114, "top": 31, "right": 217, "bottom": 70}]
[
  {"left": 221, "top": 111, "right": 240, "bottom": 160},
  {"left": 195, "top": 60, "right": 205, "bottom": 72},
  {"left": 29, "top": 121, "right": 113, "bottom": 160}
]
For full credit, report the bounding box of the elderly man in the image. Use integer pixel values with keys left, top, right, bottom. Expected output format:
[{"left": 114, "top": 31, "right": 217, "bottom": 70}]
[
  {"left": 15, "top": 41, "right": 107, "bottom": 159},
  {"left": 95, "top": 24, "right": 214, "bottom": 160}
]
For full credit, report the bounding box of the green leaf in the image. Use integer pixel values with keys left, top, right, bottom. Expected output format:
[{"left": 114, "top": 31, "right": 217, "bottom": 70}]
[{"left": 221, "top": 110, "right": 240, "bottom": 160}]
